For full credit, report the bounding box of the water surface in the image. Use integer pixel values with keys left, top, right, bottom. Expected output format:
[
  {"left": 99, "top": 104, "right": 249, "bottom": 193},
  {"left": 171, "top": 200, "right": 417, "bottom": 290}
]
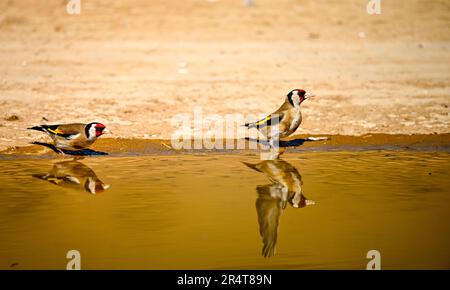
[{"left": 0, "top": 151, "right": 449, "bottom": 269}]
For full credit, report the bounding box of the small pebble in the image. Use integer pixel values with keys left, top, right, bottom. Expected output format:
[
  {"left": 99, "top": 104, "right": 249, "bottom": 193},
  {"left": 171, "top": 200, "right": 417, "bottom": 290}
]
[{"left": 5, "top": 115, "right": 19, "bottom": 121}]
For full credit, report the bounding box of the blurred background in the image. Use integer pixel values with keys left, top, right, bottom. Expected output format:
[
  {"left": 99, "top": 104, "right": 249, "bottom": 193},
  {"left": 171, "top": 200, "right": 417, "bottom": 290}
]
[{"left": 0, "top": 0, "right": 449, "bottom": 150}]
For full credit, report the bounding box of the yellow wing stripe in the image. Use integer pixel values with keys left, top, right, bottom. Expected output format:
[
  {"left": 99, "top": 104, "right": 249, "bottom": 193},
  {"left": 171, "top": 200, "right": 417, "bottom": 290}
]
[
  {"left": 47, "top": 128, "right": 63, "bottom": 135},
  {"left": 47, "top": 177, "right": 63, "bottom": 184},
  {"left": 256, "top": 115, "right": 271, "bottom": 126}
]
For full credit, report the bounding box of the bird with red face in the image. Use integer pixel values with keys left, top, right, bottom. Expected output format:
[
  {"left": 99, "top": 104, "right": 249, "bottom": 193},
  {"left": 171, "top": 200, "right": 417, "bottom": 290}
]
[
  {"left": 28, "top": 122, "right": 111, "bottom": 151},
  {"left": 244, "top": 88, "right": 314, "bottom": 148}
]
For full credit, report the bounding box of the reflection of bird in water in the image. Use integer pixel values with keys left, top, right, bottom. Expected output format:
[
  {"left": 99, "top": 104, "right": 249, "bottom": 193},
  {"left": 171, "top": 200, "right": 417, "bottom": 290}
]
[
  {"left": 243, "top": 159, "right": 314, "bottom": 257},
  {"left": 32, "top": 159, "right": 110, "bottom": 195}
]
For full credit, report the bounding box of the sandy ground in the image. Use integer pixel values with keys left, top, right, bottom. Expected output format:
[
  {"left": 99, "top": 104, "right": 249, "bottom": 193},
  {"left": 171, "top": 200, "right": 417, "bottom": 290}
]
[{"left": 0, "top": 0, "right": 449, "bottom": 151}]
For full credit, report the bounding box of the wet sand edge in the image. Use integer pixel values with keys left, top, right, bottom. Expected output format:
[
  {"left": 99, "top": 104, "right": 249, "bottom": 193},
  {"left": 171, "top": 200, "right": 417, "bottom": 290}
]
[{"left": 1, "top": 133, "right": 449, "bottom": 159}]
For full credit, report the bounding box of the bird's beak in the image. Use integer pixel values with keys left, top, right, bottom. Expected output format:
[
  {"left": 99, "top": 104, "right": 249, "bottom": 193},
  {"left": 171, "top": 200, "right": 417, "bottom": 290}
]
[
  {"left": 103, "top": 128, "right": 112, "bottom": 135},
  {"left": 304, "top": 92, "right": 315, "bottom": 99}
]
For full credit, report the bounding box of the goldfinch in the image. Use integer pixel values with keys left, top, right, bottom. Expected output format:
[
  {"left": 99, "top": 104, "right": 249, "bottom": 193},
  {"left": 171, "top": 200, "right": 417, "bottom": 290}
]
[
  {"left": 244, "top": 89, "right": 314, "bottom": 147},
  {"left": 28, "top": 122, "right": 111, "bottom": 151},
  {"left": 243, "top": 159, "right": 315, "bottom": 257},
  {"left": 32, "top": 160, "right": 110, "bottom": 195}
]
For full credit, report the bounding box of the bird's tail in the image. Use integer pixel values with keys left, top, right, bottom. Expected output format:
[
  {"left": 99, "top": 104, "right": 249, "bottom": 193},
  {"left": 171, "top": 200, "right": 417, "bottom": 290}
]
[
  {"left": 28, "top": 125, "right": 46, "bottom": 132},
  {"left": 31, "top": 141, "right": 63, "bottom": 154},
  {"left": 242, "top": 161, "right": 262, "bottom": 172}
]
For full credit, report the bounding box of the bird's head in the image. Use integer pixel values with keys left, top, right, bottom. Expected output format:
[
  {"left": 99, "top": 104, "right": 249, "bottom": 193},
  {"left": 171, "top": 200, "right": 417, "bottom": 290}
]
[
  {"left": 86, "top": 122, "right": 111, "bottom": 139},
  {"left": 287, "top": 89, "right": 315, "bottom": 107}
]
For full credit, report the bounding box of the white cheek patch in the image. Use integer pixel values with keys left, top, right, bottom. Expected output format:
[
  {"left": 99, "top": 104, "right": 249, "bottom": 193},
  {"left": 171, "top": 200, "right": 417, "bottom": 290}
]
[
  {"left": 291, "top": 192, "right": 301, "bottom": 208},
  {"left": 292, "top": 94, "right": 300, "bottom": 106},
  {"left": 87, "top": 177, "right": 96, "bottom": 194},
  {"left": 88, "top": 125, "right": 97, "bottom": 140}
]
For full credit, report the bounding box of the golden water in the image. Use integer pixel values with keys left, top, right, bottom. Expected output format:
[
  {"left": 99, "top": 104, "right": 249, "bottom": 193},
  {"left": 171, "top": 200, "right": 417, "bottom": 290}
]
[{"left": 0, "top": 151, "right": 449, "bottom": 269}]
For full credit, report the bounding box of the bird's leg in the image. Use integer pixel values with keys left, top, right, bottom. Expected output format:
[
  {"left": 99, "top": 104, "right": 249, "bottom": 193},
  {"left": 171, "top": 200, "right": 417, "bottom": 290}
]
[
  {"left": 269, "top": 138, "right": 281, "bottom": 159},
  {"left": 268, "top": 139, "right": 274, "bottom": 149},
  {"left": 269, "top": 138, "right": 280, "bottom": 151},
  {"left": 54, "top": 147, "right": 66, "bottom": 155}
]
